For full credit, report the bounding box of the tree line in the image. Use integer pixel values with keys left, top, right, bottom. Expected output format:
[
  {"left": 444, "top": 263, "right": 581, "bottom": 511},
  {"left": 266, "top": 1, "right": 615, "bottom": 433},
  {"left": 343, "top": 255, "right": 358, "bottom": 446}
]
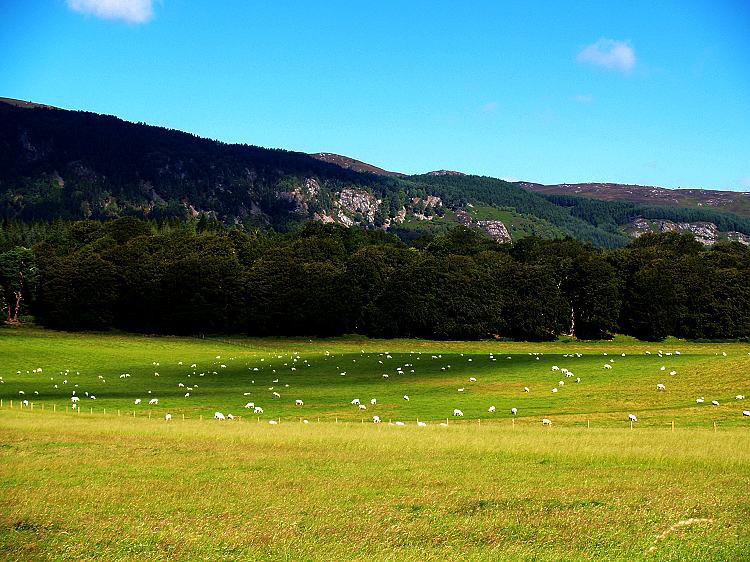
[{"left": 3, "top": 217, "right": 750, "bottom": 341}]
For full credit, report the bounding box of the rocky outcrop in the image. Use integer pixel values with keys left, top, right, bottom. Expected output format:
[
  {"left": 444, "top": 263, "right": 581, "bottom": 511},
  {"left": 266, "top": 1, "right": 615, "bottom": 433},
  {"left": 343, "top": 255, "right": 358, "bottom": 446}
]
[
  {"left": 476, "top": 220, "right": 512, "bottom": 243},
  {"left": 338, "top": 188, "right": 379, "bottom": 223},
  {"left": 455, "top": 210, "right": 512, "bottom": 243},
  {"left": 626, "top": 217, "right": 750, "bottom": 246}
]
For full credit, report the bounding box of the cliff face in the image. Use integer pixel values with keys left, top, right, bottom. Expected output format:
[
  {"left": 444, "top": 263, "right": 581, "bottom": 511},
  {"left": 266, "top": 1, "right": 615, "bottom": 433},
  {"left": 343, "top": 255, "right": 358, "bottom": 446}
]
[{"left": 626, "top": 217, "right": 750, "bottom": 246}]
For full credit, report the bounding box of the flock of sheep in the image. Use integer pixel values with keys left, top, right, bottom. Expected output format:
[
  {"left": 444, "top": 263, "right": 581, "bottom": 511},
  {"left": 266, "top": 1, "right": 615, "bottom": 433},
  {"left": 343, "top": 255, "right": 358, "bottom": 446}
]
[{"left": 5, "top": 347, "right": 750, "bottom": 427}]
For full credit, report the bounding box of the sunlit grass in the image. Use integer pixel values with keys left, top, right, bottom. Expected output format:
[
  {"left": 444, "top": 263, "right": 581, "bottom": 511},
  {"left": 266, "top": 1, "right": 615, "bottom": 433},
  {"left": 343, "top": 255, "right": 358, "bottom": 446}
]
[{"left": 1, "top": 326, "right": 749, "bottom": 560}]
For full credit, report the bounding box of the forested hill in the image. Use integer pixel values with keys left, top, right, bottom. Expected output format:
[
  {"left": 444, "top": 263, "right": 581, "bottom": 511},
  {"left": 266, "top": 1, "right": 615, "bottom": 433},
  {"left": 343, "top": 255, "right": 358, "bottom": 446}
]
[{"left": 2, "top": 98, "right": 749, "bottom": 249}]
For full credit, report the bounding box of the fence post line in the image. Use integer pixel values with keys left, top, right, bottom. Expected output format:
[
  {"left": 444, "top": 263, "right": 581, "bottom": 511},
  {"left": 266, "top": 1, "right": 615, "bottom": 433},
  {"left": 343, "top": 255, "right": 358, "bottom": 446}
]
[{"left": 671, "top": 420, "right": 675, "bottom": 432}]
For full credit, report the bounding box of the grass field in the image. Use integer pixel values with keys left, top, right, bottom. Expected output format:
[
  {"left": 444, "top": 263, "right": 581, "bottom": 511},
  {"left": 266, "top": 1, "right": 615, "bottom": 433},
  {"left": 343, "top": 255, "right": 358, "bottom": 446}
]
[{"left": 1, "top": 326, "right": 749, "bottom": 560}]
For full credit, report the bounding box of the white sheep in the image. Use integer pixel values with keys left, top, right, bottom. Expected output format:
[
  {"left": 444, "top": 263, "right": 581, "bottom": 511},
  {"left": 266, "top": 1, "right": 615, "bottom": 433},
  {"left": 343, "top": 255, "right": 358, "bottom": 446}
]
[
  {"left": 71, "top": 396, "right": 80, "bottom": 402},
  {"left": 488, "top": 405, "right": 496, "bottom": 413},
  {"left": 295, "top": 399, "right": 304, "bottom": 406},
  {"left": 542, "top": 418, "right": 552, "bottom": 426},
  {"left": 214, "top": 412, "right": 225, "bottom": 420},
  {"left": 511, "top": 407, "right": 517, "bottom": 415},
  {"left": 552, "top": 388, "right": 558, "bottom": 393},
  {"left": 165, "top": 413, "right": 172, "bottom": 421},
  {"left": 712, "top": 400, "right": 720, "bottom": 406},
  {"left": 551, "top": 365, "right": 559, "bottom": 371},
  {"left": 244, "top": 402, "right": 255, "bottom": 409},
  {"left": 743, "top": 411, "right": 750, "bottom": 417},
  {"left": 272, "top": 391, "right": 281, "bottom": 398},
  {"left": 403, "top": 395, "right": 410, "bottom": 401},
  {"left": 696, "top": 397, "right": 705, "bottom": 403},
  {"left": 227, "top": 414, "right": 234, "bottom": 420},
  {"left": 358, "top": 404, "right": 367, "bottom": 410},
  {"left": 372, "top": 415, "right": 381, "bottom": 423},
  {"left": 417, "top": 421, "right": 427, "bottom": 427},
  {"left": 628, "top": 414, "right": 637, "bottom": 422},
  {"left": 134, "top": 398, "right": 142, "bottom": 404},
  {"left": 458, "top": 388, "right": 465, "bottom": 392},
  {"left": 453, "top": 409, "right": 464, "bottom": 417},
  {"left": 523, "top": 386, "right": 530, "bottom": 393},
  {"left": 656, "top": 384, "right": 665, "bottom": 390},
  {"left": 149, "top": 398, "right": 158, "bottom": 405},
  {"left": 469, "top": 377, "right": 476, "bottom": 382},
  {"left": 394, "top": 421, "right": 405, "bottom": 426},
  {"left": 268, "top": 420, "right": 278, "bottom": 425},
  {"left": 370, "top": 398, "right": 377, "bottom": 405},
  {"left": 351, "top": 398, "right": 361, "bottom": 406},
  {"left": 736, "top": 395, "right": 745, "bottom": 400},
  {"left": 254, "top": 406, "right": 264, "bottom": 414},
  {"left": 558, "top": 380, "right": 565, "bottom": 386},
  {"left": 603, "top": 364, "right": 612, "bottom": 369}
]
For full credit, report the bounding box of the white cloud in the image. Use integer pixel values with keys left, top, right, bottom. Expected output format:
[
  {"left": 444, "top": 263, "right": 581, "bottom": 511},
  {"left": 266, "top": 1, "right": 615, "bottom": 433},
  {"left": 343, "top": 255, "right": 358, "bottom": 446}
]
[
  {"left": 578, "top": 38, "right": 635, "bottom": 73},
  {"left": 573, "top": 94, "right": 593, "bottom": 103},
  {"left": 67, "top": 0, "right": 154, "bottom": 23},
  {"left": 481, "top": 101, "right": 498, "bottom": 113}
]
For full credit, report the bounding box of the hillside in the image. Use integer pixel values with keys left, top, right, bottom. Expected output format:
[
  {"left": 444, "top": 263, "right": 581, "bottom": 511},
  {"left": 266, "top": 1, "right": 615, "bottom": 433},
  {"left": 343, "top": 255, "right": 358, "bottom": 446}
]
[
  {"left": 2, "top": 97, "right": 749, "bottom": 248},
  {"left": 520, "top": 181, "right": 750, "bottom": 218}
]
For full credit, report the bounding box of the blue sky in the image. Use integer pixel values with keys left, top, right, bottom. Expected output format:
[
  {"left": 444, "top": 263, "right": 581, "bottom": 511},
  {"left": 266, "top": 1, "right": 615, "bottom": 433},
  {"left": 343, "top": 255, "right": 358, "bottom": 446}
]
[{"left": 2, "top": 1, "right": 749, "bottom": 190}]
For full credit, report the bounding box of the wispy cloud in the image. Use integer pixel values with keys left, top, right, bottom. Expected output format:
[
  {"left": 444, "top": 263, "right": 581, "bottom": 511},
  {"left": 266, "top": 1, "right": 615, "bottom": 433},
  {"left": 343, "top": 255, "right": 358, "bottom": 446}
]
[
  {"left": 67, "top": 0, "right": 155, "bottom": 23},
  {"left": 481, "top": 101, "right": 498, "bottom": 113},
  {"left": 578, "top": 38, "right": 635, "bottom": 73},
  {"left": 572, "top": 94, "right": 593, "bottom": 103}
]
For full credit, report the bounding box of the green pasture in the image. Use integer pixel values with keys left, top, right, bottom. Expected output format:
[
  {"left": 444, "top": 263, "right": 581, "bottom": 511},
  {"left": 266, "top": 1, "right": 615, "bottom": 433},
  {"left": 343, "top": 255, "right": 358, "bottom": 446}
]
[
  {"left": 1, "top": 327, "right": 749, "bottom": 560},
  {"left": 1, "top": 327, "right": 748, "bottom": 428}
]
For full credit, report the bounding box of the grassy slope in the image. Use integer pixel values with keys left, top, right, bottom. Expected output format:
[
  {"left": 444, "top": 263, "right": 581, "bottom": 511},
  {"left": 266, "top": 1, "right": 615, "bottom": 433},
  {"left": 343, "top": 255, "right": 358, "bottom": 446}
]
[{"left": 1, "top": 327, "right": 749, "bottom": 560}]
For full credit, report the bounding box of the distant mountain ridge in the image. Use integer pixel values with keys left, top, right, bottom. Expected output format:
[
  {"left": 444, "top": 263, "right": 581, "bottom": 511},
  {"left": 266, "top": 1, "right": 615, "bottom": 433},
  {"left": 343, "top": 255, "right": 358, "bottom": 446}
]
[
  {"left": 1, "top": 96, "right": 749, "bottom": 248},
  {"left": 519, "top": 181, "right": 750, "bottom": 217}
]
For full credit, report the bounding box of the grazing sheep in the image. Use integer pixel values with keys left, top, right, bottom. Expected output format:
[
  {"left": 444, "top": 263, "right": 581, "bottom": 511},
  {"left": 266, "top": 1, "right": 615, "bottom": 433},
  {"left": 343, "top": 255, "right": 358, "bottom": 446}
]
[
  {"left": 165, "top": 413, "right": 172, "bottom": 421},
  {"left": 214, "top": 412, "right": 226, "bottom": 420},
  {"left": 272, "top": 392, "right": 281, "bottom": 398},
  {"left": 558, "top": 380, "right": 565, "bottom": 386},
  {"left": 71, "top": 396, "right": 80, "bottom": 402},
  {"left": 458, "top": 388, "right": 465, "bottom": 392},
  {"left": 184, "top": 392, "right": 190, "bottom": 398},
  {"left": 488, "top": 406, "right": 496, "bottom": 413},
  {"left": 576, "top": 377, "right": 581, "bottom": 383},
  {"left": 736, "top": 395, "right": 745, "bottom": 400},
  {"left": 743, "top": 411, "right": 750, "bottom": 417},
  {"left": 542, "top": 418, "right": 552, "bottom": 426},
  {"left": 372, "top": 415, "right": 381, "bottom": 423},
  {"left": 552, "top": 388, "right": 558, "bottom": 393},
  {"left": 712, "top": 400, "right": 720, "bottom": 406},
  {"left": 669, "top": 370, "right": 677, "bottom": 376},
  {"left": 244, "top": 402, "right": 255, "bottom": 409},
  {"left": 358, "top": 404, "right": 367, "bottom": 410},
  {"left": 370, "top": 398, "right": 377, "bottom": 405},
  {"left": 551, "top": 366, "right": 559, "bottom": 371},
  {"left": 453, "top": 409, "right": 464, "bottom": 417},
  {"left": 628, "top": 414, "right": 637, "bottom": 422},
  {"left": 227, "top": 414, "right": 234, "bottom": 420},
  {"left": 604, "top": 364, "right": 612, "bottom": 369},
  {"left": 268, "top": 420, "right": 278, "bottom": 425},
  {"left": 417, "top": 421, "right": 427, "bottom": 427},
  {"left": 696, "top": 397, "right": 705, "bottom": 403},
  {"left": 523, "top": 386, "right": 530, "bottom": 393},
  {"left": 149, "top": 398, "right": 158, "bottom": 405},
  {"left": 394, "top": 421, "right": 405, "bottom": 426},
  {"left": 656, "top": 384, "right": 665, "bottom": 390},
  {"left": 351, "top": 398, "right": 361, "bottom": 406},
  {"left": 469, "top": 377, "right": 477, "bottom": 382},
  {"left": 295, "top": 399, "right": 303, "bottom": 406},
  {"left": 134, "top": 398, "right": 142, "bottom": 405},
  {"left": 254, "top": 406, "right": 264, "bottom": 414},
  {"left": 403, "top": 395, "right": 410, "bottom": 401},
  {"left": 511, "top": 407, "right": 517, "bottom": 415}
]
